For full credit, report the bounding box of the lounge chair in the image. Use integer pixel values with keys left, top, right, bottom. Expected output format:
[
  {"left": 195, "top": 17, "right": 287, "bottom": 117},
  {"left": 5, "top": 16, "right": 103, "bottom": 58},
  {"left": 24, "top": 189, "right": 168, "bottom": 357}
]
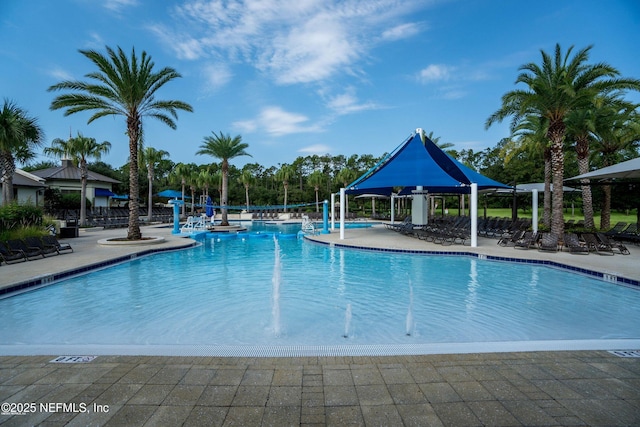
[
  {"left": 617, "top": 223, "right": 639, "bottom": 244},
  {"left": 582, "top": 233, "right": 614, "bottom": 255},
  {"left": 0, "top": 241, "right": 27, "bottom": 264},
  {"left": 42, "top": 235, "right": 74, "bottom": 254},
  {"left": 498, "top": 229, "right": 525, "bottom": 247},
  {"left": 596, "top": 232, "right": 630, "bottom": 255},
  {"left": 514, "top": 231, "right": 538, "bottom": 249},
  {"left": 538, "top": 232, "right": 559, "bottom": 252},
  {"left": 7, "top": 239, "right": 44, "bottom": 260},
  {"left": 563, "top": 233, "right": 589, "bottom": 254},
  {"left": 604, "top": 222, "right": 628, "bottom": 237},
  {"left": 25, "top": 236, "right": 59, "bottom": 257}
]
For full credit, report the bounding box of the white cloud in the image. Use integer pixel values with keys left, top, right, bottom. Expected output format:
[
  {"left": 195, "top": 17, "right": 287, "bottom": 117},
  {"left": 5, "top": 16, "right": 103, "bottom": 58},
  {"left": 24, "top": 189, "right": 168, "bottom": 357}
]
[
  {"left": 202, "top": 63, "right": 232, "bottom": 91},
  {"left": 233, "top": 106, "right": 322, "bottom": 136},
  {"left": 103, "top": 0, "right": 138, "bottom": 12},
  {"left": 159, "top": 0, "right": 427, "bottom": 85},
  {"left": 326, "top": 88, "right": 381, "bottom": 115},
  {"left": 381, "top": 22, "right": 422, "bottom": 41},
  {"left": 418, "top": 64, "right": 452, "bottom": 83},
  {"left": 298, "top": 144, "right": 332, "bottom": 154},
  {"left": 48, "top": 67, "right": 73, "bottom": 81}
]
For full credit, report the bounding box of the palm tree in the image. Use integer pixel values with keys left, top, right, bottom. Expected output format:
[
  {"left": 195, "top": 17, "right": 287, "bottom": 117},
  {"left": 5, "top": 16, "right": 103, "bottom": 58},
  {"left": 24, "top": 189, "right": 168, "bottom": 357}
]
[
  {"left": 44, "top": 133, "right": 111, "bottom": 226},
  {"left": 48, "top": 45, "right": 193, "bottom": 240},
  {"left": 238, "top": 169, "right": 255, "bottom": 211},
  {"left": 591, "top": 103, "right": 640, "bottom": 229},
  {"left": 170, "top": 163, "right": 196, "bottom": 216},
  {"left": 486, "top": 43, "right": 640, "bottom": 236},
  {"left": 139, "top": 147, "right": 169, "bottom": 222},
  {"left": 197, "top": 131, "right": 251, "bottom": 226},
  {"left": 307, "top": 170, "right": 325, "bottom": 212},
  {"left": 275, "top": 164, "right": 295, "bottom": 212},
  {"left": 0, "top": 100, "right": 44, "bottom": 206}
]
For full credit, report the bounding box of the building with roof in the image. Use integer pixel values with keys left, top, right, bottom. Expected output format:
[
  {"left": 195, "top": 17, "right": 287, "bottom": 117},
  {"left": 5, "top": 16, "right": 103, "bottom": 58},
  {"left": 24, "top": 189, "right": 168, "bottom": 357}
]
[
  {"left": 2, "top": 169, "right": 48, "bottom": 206},
  {"left": 30, "top": 159, "right": 120, "bottom": 208}
]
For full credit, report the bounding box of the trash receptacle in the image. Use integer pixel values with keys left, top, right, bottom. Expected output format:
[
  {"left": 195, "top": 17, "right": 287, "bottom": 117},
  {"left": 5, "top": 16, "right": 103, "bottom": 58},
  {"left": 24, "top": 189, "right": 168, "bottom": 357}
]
[{"left": 60, "top": 227, "right": 79, "bottom": 238}]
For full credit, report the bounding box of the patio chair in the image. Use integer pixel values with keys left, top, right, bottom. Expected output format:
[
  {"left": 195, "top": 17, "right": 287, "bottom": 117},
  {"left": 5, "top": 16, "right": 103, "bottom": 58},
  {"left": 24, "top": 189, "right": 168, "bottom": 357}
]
[
  {"left": 604, "top": 222, "right": 628, "bottom": 237},
  {"left": 538, "top": 232, "right": 560, "bottom": 252},
  {"left": 563, "top": 233, "right": 589, "bottom": 254},
  {"left": 582, "top": 233, "right": 614, "bottom": 255},
  {"left": 514, "top": 231, "right": 538, "bottom": 250},
  {"left": 25, "top": 236, "right": 59, "bottom": 257},
  {"left": 7, "top": 239, "right": 44, "bottom": 260},
  {"left": 0, "top": 241, "right": 27, "bottom": 264},
  {"left": 596, "top": 232, "right": 630, "bottom": 255},
  {"left": 617, "top": 223, "right": 639, "bottom": 244},
  {"left": 497, "top": 229, "right": 525, "bottom": 247},
  {"left": 42, "top": 235, "right": 74, "bottom": 254}
]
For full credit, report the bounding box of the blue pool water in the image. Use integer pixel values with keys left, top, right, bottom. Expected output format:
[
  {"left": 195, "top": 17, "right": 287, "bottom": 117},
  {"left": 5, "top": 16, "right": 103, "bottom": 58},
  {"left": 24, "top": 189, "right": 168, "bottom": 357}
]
[{"left": 1, "top": 233, "right": 639, "bottom": 356}]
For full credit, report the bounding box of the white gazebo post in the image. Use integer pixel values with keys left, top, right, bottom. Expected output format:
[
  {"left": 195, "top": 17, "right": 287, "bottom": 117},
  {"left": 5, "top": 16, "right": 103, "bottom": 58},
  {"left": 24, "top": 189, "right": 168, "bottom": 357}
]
[
  {"left": 390, "top": 193, "right": 395, "bottom": 223},
  {"left": 470, "top": 183, "right": 478, "bottom": 247},
  {"left": 532, "top": 189, "right": 538, "bottom": 233},
  {"left": 331, "top": 192, "right": 336, "bottom": 230},
  {"left": 340, "top": 188, "right": 346, "bottom": 239}
]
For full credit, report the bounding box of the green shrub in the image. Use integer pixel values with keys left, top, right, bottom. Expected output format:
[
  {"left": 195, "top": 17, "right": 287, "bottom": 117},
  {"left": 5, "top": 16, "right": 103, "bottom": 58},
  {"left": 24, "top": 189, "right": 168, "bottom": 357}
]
[
  {"left": 58, "top": 193, "right": 92, "bottom": 210},
  {"left": 0, "top": 203, "right": 43, "bottom": 232}
]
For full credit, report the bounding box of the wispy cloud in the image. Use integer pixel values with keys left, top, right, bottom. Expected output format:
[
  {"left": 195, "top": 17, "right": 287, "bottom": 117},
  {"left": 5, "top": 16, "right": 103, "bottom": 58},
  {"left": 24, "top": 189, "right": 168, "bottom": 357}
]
[
  {"left": 233, "top": 106, "right": 322, "bottom": 136},
  {"left": 381, "top": 22, "right": 423, "bottom": 41},
  {"left": 417, "top": 64, "right": 453, "bottom": 83},
  {"left": 47, "top": 67, "right": 73, "bottom": 81},
  {"left": 158, "top": 0, "right": 427, "bottom": 85},
  {"left": 103, "top": 0, "right": 138, "bottom": 12},
  {"left": 325, "top": 88, "right": 382, "bottom": 115},
  {"left": 201, "top": 63, "right": 232, "bottom": 92},
  {"left": 298, "top": 144, "right": 332, "bottom": 154}
]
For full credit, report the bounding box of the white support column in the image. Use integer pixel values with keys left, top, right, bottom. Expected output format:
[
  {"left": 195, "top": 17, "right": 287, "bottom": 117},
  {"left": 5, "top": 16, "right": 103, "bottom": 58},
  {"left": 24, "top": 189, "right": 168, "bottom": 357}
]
[
  {"left": 390, "top": 194, "right": 395, "bottom": 223},
  {"left": 470, "top": 183, "right": 478, "bottom": 247},
  {"left": 340, "top": 188, "right": 345, "bottom": 240},
  {"left": 331, "top": 193, "right": 336, "bottom": 230},
  {"left": 532, "top": 189, "right": 538, "bottom": 233}
]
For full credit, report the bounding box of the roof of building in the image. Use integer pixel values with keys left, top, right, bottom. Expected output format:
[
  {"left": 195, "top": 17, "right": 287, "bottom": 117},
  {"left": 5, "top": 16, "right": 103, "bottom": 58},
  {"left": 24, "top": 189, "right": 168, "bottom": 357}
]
[{"left": 30, "top": 159, "right": 120, "bottom": 184}]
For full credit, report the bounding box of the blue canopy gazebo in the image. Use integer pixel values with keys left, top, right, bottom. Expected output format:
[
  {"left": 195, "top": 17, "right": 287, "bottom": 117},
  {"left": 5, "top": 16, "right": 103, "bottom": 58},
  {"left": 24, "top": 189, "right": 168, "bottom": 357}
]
[{"left": 337, "top": 128, "right": 510, "bottom": 246}]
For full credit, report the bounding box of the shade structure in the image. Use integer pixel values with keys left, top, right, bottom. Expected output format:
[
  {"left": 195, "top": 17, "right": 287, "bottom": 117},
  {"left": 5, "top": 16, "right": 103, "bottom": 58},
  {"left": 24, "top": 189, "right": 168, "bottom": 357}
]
[
  {"left": 94, "top": 188, "right": 116, "bottom": 197},
  {"left": 157, "top": 189, "right": 185, "bottom": 199},
  {"left": 566, "top": 157, "right": 640, "bottom": 181},
  {"left": 346, "top": 131, "right": 509, "bottom": 194},
  {"left": 205, "top": 196, "right": 214, "bottom": 217}
]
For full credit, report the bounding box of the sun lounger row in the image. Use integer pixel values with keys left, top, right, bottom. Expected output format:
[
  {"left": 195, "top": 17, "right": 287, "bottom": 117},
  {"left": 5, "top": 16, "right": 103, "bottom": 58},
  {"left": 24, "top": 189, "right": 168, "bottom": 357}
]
[
  {"left": 0, "top": 236, "right": 73, "bottom": 265},
  {"left": 506, "top": 230, "right": 630, "bottom": 255}
]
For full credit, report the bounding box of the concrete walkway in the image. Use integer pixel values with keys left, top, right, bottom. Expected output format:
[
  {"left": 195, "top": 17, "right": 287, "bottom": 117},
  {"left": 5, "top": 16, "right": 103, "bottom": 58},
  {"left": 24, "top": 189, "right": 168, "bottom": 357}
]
[{"left": 1, "top": 223, "right": 639, "bottom": 426}]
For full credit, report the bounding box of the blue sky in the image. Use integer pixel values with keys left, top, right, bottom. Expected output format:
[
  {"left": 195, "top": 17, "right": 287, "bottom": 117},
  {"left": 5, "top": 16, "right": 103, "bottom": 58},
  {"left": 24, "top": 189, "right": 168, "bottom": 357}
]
[{"left": 2, "top": 0, "right": 639, "bottom": 170}]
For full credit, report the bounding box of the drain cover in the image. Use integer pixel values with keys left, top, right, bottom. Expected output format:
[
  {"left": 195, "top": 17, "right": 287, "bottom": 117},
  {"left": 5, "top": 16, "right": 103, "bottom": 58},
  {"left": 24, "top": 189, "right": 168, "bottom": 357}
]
[
  {"left": 608, "top": 350, "right": 640, "bottom": 358},
  {"left": 50, "top": 356, "right": 97, "bottom": 363}
]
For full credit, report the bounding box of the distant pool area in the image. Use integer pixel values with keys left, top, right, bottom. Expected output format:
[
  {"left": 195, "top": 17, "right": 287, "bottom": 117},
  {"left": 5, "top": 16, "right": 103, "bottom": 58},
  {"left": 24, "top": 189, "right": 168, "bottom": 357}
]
[{"left": 1, "top": 231, "right": 639, "bottom": 357}]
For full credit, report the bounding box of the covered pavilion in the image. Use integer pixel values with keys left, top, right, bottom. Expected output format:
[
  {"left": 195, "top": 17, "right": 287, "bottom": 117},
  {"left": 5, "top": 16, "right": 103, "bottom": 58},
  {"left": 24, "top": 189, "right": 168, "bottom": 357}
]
[{"left": 335, "top": 129, "right": 510, "bottom": 247}]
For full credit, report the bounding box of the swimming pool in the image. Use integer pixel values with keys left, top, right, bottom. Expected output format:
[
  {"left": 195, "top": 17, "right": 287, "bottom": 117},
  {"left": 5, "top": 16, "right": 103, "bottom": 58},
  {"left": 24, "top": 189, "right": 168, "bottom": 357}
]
[{"left": 1, "top": 233, "right": 639, "bottom": 356}]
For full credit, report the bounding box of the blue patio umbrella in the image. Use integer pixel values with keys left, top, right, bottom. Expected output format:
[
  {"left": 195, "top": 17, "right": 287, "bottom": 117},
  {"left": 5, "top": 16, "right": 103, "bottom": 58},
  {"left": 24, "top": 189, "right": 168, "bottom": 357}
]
[{"left": 205, "top": 196, "right": 214, "bottom": 217}]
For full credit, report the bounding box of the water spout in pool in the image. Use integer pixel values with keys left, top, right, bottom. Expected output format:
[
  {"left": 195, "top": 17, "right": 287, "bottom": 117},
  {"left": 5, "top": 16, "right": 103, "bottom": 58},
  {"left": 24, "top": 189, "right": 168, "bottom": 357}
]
[
  {"left": 272, "top": 236, "right": 282, "bottom": 337},
  {"left": 343, "top": 303, "right": 352, "bottom": 338},
  {"left": 406, "top": 281, "right": 414, "bottom": 336}
]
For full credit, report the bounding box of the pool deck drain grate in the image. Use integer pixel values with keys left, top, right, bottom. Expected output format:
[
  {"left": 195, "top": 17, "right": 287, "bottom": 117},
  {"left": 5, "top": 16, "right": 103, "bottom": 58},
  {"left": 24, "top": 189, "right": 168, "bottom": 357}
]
[{"left": 50, "top": 356, "right": 97, "bottom": 363}]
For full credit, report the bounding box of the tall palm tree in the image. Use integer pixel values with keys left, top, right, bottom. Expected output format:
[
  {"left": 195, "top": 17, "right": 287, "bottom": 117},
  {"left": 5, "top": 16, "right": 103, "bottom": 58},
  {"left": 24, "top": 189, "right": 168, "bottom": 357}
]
[
  {"left": 591, "top": 103, "right": 640, "bottom": 229},
  {"left": 170, "top": 162, "right": 196, "bottom": 216},
  {"left": 139, "top": 146, "right": 169, "bottom": 222},
  {"left": 197, "top": 132, "right": 251, "bottom": 226},
  {"left": 275, "top": 164, "right": 295, "bottom": 212},
  {"left": 45, "top": 133, "right": 111, "bottom": 226},
  {"left": 0, "top": 100, "right": 44, "bottom": 206},
  {"left": 307, "top": 170, "right": 325, "bottom": 212},
  {"left": 238, "top": 169, "right": 255, "bottom": 211},
  {"left": 486, "top": 43, "right": 640, "bottom": 236},
  {"left": 48, "top": 45, "right": 193, "bottom": 240}
]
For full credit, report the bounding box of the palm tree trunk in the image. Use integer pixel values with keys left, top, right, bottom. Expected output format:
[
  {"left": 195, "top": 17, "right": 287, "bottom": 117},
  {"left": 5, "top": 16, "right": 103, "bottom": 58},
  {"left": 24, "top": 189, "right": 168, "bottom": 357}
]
[
  {"left": 575, "top": 138, "right": 594, "bottom": 229},
  {"left": 0, "top": 152, "right": 16, "bottom": 206},
  {"left": 600, "top": 185, "right": 611, "bottom": 230},
  {"left": 147, "top": 168, "right": 153, "bottom": 222},
  {"left": 80, "top": 160, "right": 88, "bottom": 227},
  {"left": 221, "top": 161, "right": 229, "bottom": 226},
  {"left": 245, "top": 185, "right": 250, "bottom": 210},
  {"left": 127, "top": 118, "right": 142, "bottom": 240},
  {"left": 283, "top": 183, "right": 288, "bottom": 213},
  {"left": 315, "top": 187, "right": 319, "bottom": 212},
  {"left": 548, "top": 123, "right": 565, "bottom": 236},
  {"left": 543, "top": 148, "right": 551, "bottom": 228}
]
